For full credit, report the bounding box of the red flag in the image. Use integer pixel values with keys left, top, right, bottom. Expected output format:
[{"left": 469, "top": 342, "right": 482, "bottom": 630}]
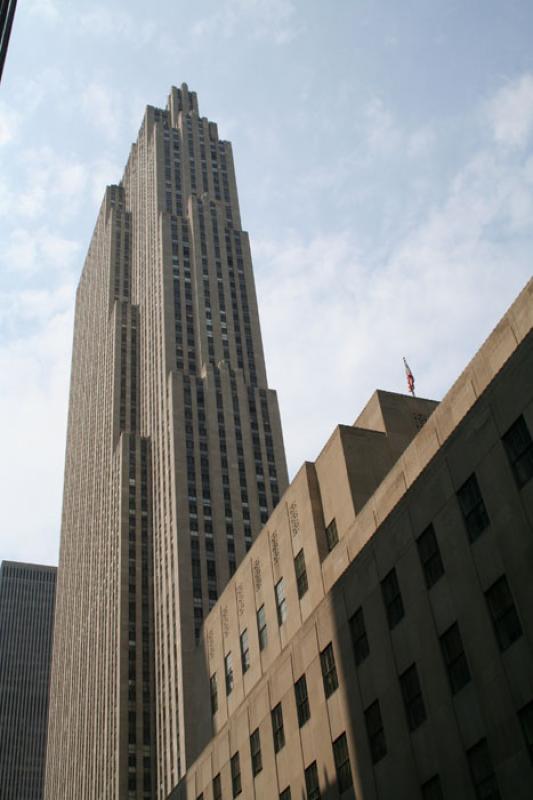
[{"left": 403, "top": 357, "right": 415, "bottom": 396}]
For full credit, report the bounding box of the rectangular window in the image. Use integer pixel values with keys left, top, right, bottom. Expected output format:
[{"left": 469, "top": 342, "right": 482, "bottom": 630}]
[
  {"left": 225, "top": 652, "right": 234, "bottom": 696},
  {"left": 295, "top": 674, "right": 310, "bottom": 727},
  {"left": 279, "top": 788, "right": 291, "bottom": 800},
  {"left": 381, "top": 568, "right": 404, "bottom": 629},
  {"left": 518, "top": 700, "right": 533, "bottom": 763},
  {"left": 320, "top": 642, "right": 339, "bottom": 698},
  {"left": 271, "top": 702, "right": 285, "bottom": 753},
  {"left": 326, "top": 518, "right": 339, "bottom": 551},
  {"left": 364, "top": 699, "right": 387, "bottom": 763},
  {"left": 503, "top": 415, "right": 533, "bottom": 487},
  {"left": 485, "top": 575, "right": 523, "bottom": 651},
  {"left": 240, "top": 628, "right": 250, "bottom": 674},
  {"left": 417, "top": 524, "right": 444, "bottom": 589},
  {"left": 457, "top": 474, "right": 489, "bottom": 542},
  {"left": 294, "top": 549, "right": 309, "bottom": 598},
  {"left": 333, "top": 733, "right": 353, "bottom": 793},
  {"left": 400, "top": 663, "right": 427, "bottom": 731},
  {"left": 421, "top": 775, "right": 444, "bottom": 800},
  {"left": 210, "top": 673, "right": 218, "bottom": 714},
  {"left": 250, "top": 728, "right": 262, "bottom": 776},
  {"left": 213, "top": 774, "right": 222, "bottom": 800},
  {"left": 467, "top": 739, "right": 501, "bottom": 800},
  {"left": 257, "top": 605, "right": 267, "bottom": 650},
  {"left": 275, "top": 578, "right": 288, "bottom": 626},
  {"left": 440, "top": 622, "right": 471, "bottom": 694},
  {"left": 305, "top": 761, "right": 321, "bottom": 800},
  {"left": 349, "top": 607, "right": 369, "bottom": 666},
  {"left": 231, "top": 751, "right": 242, "bottom": 797}
]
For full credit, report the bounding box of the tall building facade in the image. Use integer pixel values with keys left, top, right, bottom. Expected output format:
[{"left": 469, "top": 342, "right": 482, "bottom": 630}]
[
  {"left": 0, "top": 0, "right": 17, "bottom": 82},
  {"left": 0, "top": 561, "right": 56, "bottom": 799},
  {"left": 45, "top": 84, "right": 288, "bottom": 800},
  {"left": 173, "top": 281, "right": 533, "bottom": 800}
]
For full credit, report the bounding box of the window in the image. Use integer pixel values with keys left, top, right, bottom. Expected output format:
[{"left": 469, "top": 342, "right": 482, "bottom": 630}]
[
  {"left": 225, "top": 652, "right": 234, "bottom": 696},
  {"left": 304, "top": 761, "right": 321, "bottom": 800},
  {"left": 518, "top": 700, "right": 533, "bottom": 762},
  {"left": 275, "top": 578, "right": 288, "bottom": 625},
  {"left": 257, "top": 605, "right": 267, "bottom": 650},
  {"left": 440, "top": 622, "right": 471, "bottom": 694},
  {"left": 400, "top": 664, "right": 426, "bottom": 731},
  {"left": 271, "top": 702, "right": 285, "bottom": 753},
  {"left": 294, "top": 549, "right": 308, "bottom": 598},
  {"left": 279, "top": 788, "right": 291, "bottom": 800},
  {"left": 240, "top": 629, "right": 250, "bottom": 674},
  {"left": 349, "top": 607, "right": 369, "bottom": 666},
  {"left": 210, "top": 673, "right": 218, "bottom": 714},
  {"left": 381, "top": 568, "right": 404, "bottom": 629},
  {"left": 213, "top": 774, "right": 222, "bottom": 800},
  {"left": 250, "top": 728, "right": 262, "bottom": 776},
  {"left": 320, "top": 642, "right": 339, "bottom": 698},
  {"left": 467, "top": 739, "right": 501, "bottom": 800},
  {"left": 485, "top": 575, "right": 523, "bottom": 651},
  {"left": 417, "top": 524, "right": 444, "bottom": 589},
  {"left": 231, "top": 752, "right": 241, "bottom": 797},
  {"left": 196, "top": 794, "right": 204, "bottom": 800},
  {"left": 421, "top": 775, "right": 444, "bottom": 800},
  {"left": 503, "top": 415, "right": 533, "bottom": 487},
  {"left": 333, "top": 733, "right": 353, "bottom": 793},
  {"left": 295, "top": 674, "right": 310, "bottom": 727},
  {"left": 364, "top": 700, "right": 387, "bottom": 763},
  {"left": 326, "top": 518, "right": 339, "bottom": 551},
  {"left": 457, "top": 474, "right": 489, "bottom": 542}
]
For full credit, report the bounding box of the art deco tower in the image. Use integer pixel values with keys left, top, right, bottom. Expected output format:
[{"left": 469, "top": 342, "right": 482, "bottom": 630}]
[{"left": 45, "top": 84, "right": 288, "bottom": 800}]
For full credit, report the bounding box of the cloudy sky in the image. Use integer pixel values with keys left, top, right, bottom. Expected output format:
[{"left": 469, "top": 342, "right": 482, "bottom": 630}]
[{"left": 1, "top": 0, "right": 532, "bottom": 566}]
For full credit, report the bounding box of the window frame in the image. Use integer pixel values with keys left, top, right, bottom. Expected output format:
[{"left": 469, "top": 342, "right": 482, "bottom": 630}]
[
  {"left": 364, "top": 699, "right": 387, "bottom": 764},
  {"left": 320, "top": 642, "right": 339, "bottom": 698},
  {"left": 224, "top": 651, "right": 234, "bottom": 696},
  {"left": 399, "top": 663, "right": 427, "bottom": 731},
  {"left": 295, "top": 673, "right": 310, "bottom": 727},
  {"left": 439, "top": 622, "right": 471, "bottom": 694},
  {"left": 240, "top": 628, "right": 250, "bottom": 674},
  {"left": 275, "top": 578, "right": 288, "bottom": 626},
  {"left": 416, "top": 524, "right": 444, "bottom": 589},
  {"left": 250, "top": 727, "right": 262, "bottom": 776},
  {"left": 485, "top": 575, "right": 523, "bottom": 652},
  {"left": 294, "top": 549, "right": 309, "bottom": 599},
  {"left": 349, "top": 606, "right": 369, "bottom": 666},
  {"left": 257, "top": 604, "right": 267, "bottom": 650},
  {"left": 457, "top": 473, "right": 489, "bottom": 542},
  {"left": 381, "top": 568, "right": 404, "bottom": 629},
  {"left": 304, "top": 761, "right": 321, "bottom": 800},
  {"left": 333, "top": 732, "right": 353, "bottom": 793},
  {"left": 325, "top": 518, "right": 339, "bottom": 551},
  {"left": 502, "top": 414, "right": 533, "bottom": 488},
  {"left": 271, "top": 702, "right": 285, "bottom": 753}
]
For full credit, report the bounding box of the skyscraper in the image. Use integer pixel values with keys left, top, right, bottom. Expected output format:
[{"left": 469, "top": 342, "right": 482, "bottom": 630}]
[
  {"left": 0, "top": 560, "right": 56, "bottom": 799},
  {"left": 45, "top": 84, "right": 288, "bottom": 799}
]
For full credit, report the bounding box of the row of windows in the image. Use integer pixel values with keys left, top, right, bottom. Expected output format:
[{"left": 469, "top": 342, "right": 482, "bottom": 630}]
[{"left": 202, "top": 729, "right": 353, "bottom": 800}]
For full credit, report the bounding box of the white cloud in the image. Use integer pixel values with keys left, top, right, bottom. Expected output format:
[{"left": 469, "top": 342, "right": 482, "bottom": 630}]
[
  {"left": 256, "top": 138, "right": 533, "bottom": 475},
  {"left": 192, "top": 0, "right": 298, "bottom": 45},
  {"left": 80, "top": 82, "right": 124, "bottom": 141},
  {"left": 1, "top": 227, "right": 80, "bottom": 276},
  {"left": 27, "top": 0, "right": 60, "bottom": 21},
  {"left": 0, "top": 101, "right": 20, "bottom": 146},
  {"left": 79, "top": 7, "right": 157, "bottom": 46},
  {"left": 487, "top": 73, "right": 533, "bottom": 149}
]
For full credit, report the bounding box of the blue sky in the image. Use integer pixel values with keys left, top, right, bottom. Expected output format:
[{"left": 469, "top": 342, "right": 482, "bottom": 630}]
[{"left": 1, "top": 0, "right": 532, "bottom": 565}]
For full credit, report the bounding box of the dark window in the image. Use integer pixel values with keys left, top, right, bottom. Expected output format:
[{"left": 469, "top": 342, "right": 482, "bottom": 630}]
[
  {"left": 518, "top": 700, "right": 533, "bottom": 763},
  {"left": 320, "top": 643, "right": 339, "bottom": 698},
  {"left": 250, "top": 728, "right": 262, "bottom": 776},
  {"left": 213, "top": 774, "right": 222, "bottom": 800},
  {"left": 295, "top": 674, "right": 310, "bottom": 727},
  {"left": 305, "top": 761, "right": 321, "bottom": 800},
  {"left": 210, "top": 673, "right": 218, "bottom": 714},
  {"left": 225, "top": 652, "right": 234, "bottom": 696},
  {"left": 440, "top": 622, "right": 471, "bottom": 694},
  {"left": 279, "top": 788, "right": 291, "bottom": 800},
  {"left": 294, "top": 549, "right": 309, "bottom": 598},
  {"left": 485, "top": 575, "right": 523, "bottom": 651},
  {"left": 400, "top": 664, "right": 426, "bottom": 731},
  {"left": 271, "top": 702, "right": 285, "bottom": 753},
  {"left": 240, "top": 628, "right": 250, "bottom": 674},
  {"left": 364, "top": 700, "right": 387, "bottom": 763},
  {"left": 333, "top": 733, "right": 353, "bottom": 793},
  {"left": 467, "top": 739, "right": 501, "bottom": 800},
  {"left": 421, "top": 774, "right": 444, "bottom": 800},
  {"left": 326, "top": 518, "right": 339, "bottom": 551},
  {"left": 417, "top": 524, "right": 444, "bottom": 589},
  {"left": 196, "top": 794, "right": 203, "bottom": 800},
  {"left": 381, "top": 568, "right": 404, "bottom": 629},
  {"left": 503, "top": 415, "right": 533, "bottom": 487},
  {"left": 349, "top": 607, "right": 369, "bottom": 666},
  {"left": 275, "top": 578, "right": 288, "bottom": 625},
  {"left": 257, "top": 605, "right": 267, "bottom": 650},
  {"left": 231, "top": 752, "right": 241, "bottom": 797},
  {"left": 457, "top": 474, "right": 489, "bottom": 542}
]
